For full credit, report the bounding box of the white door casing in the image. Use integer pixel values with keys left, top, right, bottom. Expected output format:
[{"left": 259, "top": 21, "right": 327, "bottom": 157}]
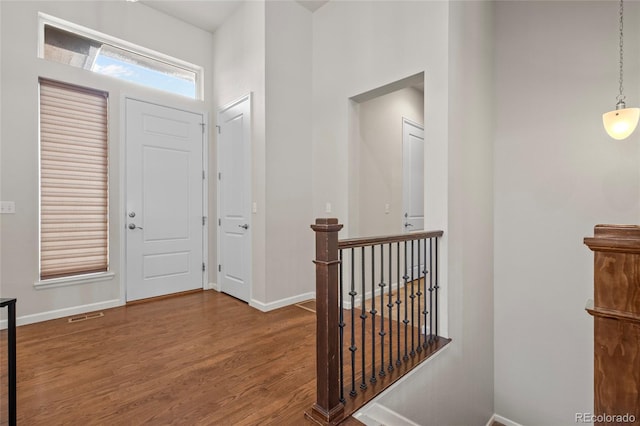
[
  {"left": 402, "top": 118, "right": 425, "bottom": 233},
  {"left": 125, "top": 99, "right": 205, "bottom": 302},
  {"left": 217, "top": 94, "right": 251, "bottom": 302}
]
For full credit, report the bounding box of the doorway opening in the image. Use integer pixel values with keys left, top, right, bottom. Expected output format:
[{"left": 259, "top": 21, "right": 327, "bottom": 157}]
[
  {"left": 348, "top": 72, "right": 425, "bottom": 238},
  {"left": 216, "top": 94, "right": 252, "bottom": 303}
]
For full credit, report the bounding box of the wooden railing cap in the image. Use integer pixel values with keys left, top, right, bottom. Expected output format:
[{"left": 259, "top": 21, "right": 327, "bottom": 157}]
[
  {"left": 339, "top": 230, "right": 444, "bottom": 249},
  {"left": 594, "top": 224, "right": 640, "bottom": 237},
  {"left": 311, "top": 218, "right": 343, "bottom": 233},
  {"left": 585, "top": 224, "right": 640, "bottom": 253}
]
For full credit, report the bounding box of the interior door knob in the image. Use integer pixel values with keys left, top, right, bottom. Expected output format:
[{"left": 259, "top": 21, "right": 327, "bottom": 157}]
[
  {"left": 128, "top": 223, "right": 143, "bottom": 230},
  {"left": 238, "top": 224, "right": 249, "bottom": 230}
]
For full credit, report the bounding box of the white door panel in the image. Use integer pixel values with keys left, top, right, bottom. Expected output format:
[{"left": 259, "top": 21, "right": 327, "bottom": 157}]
[
  {"left": 402, "top": 118, "right": 425, "bottom": 232},
  {"left": 143, "top": 147, "right": 190, "bottom": 241},
  {"left": 218, "top": 95, "right": 251, "bottom": 302},
  {"left": 126, "top": 99, "right": 204, "bottom": 302},
  {"left": 402, "top": 118, "right": 425, "bottom": 279}
]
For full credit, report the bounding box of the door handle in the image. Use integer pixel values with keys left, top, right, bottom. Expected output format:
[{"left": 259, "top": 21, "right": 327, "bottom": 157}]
[
  {"left": 128, "top": 223, "right": 143, "bottom": 230},
  {"left": 238, "top": 224, "right": 249, "bottom": 230},
  {"left": 404, "top": 222, "right": 413, "bottom": 228}
]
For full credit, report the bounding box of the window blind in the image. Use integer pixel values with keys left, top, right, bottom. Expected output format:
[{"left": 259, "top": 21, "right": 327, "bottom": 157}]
[{"left": 39, "top": 78, "right": 109, "bottom": 280}]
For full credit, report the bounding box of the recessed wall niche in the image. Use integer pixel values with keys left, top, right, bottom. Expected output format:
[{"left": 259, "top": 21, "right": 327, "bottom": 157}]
[{"left": 348, "top": 72, "right": 425, "bottom": 238}]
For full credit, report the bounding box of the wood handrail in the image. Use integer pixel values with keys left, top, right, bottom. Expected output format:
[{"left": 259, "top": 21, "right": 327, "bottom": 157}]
[{"left": 338, "top": 230, "right": 444, "bottom": 249}]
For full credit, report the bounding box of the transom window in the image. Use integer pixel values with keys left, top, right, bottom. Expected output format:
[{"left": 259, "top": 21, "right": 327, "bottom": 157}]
[{"left": 39, "top": 13, "right": 202, "bottom": 100}]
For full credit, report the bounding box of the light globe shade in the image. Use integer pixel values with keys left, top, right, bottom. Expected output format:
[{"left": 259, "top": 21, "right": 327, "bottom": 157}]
[{"left": 603, "top": 107, "right": 640, "bottom": 140}]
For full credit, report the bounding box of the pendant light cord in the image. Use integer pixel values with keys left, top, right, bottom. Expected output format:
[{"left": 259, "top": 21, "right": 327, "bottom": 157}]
[{"left": 618, "top": 0, "right": 625, "bottom": 103}]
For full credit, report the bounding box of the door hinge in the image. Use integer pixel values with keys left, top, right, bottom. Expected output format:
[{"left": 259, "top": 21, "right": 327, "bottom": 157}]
[
  {"left": 218, "top": 172, "right": 221, "bottom": 180},
  {"left": 216, "top": 125, "right": 221, "bottom": 134},
  {"left": 218, "top": 264, "right": 221, "bottom": 272},
  {"left": 200, "top": 123, "right": 206, "bottom": 134},
  {"left": 202, "top": 216, "right": 206, "bottom": 226},
  {"left": 202, "top": 170, "right": 206, "bottom": 180},
  {"left": 218, "top": 218, "right": 221, "bottom": 226},
  {"left": 202, "top": 263, "right": 206, "bottom": 272}
]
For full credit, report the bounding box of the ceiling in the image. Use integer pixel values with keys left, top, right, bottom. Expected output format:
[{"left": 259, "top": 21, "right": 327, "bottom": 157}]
[
  {"left": 140, "top": 0, "right": 329, "bottom": 34},
  {"left": 139, "top": 1, "right": 243, "bottom": 33}
]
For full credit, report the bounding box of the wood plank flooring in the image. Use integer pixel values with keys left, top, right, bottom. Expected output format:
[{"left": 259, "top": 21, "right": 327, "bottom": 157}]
[{"left": 0, "top": 291, "right": 317, "bottom": 426}]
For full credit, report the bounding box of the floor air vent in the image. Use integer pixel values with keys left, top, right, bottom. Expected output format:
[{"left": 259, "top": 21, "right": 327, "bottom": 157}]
[{"left": 68, "top": 312, "right": 104, "bottom": 323}]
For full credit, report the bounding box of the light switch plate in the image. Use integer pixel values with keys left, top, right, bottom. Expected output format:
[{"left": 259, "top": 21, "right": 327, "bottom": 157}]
[{"left": 0, "top": 201, "right": 15, "bottom": 214}]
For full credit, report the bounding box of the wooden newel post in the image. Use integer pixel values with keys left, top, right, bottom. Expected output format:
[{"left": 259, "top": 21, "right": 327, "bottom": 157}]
[
  {"left": 306, "top": 218, "right": 345, "bottom": 425},
  {"left": 584, "top": 225, "right": 640, "bottom": 424}
]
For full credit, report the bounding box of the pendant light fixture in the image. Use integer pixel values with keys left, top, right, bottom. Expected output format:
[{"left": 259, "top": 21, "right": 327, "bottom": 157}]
[{"left": 603, "top": 0, "right": 639, "bottom": 140}]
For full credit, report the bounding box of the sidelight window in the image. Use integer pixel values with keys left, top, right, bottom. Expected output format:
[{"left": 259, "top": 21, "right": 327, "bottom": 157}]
[{"left": 39, "top": 78, "right": 109, "bottom": 280}]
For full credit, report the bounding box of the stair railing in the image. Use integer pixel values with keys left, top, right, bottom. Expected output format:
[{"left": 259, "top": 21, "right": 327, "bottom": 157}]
[{"left": 306, "top": 219, "right": 450, "bottom": 425}]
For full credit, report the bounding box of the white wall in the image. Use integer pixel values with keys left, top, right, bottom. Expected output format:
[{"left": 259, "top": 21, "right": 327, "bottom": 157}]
[
  {"left": 264, "top": 1, "right": 314, "bottom": 305},
  {"left": 211, "top": 0, "right": 266, "bottom": 302},
  {"left": 0, "top": 1, "right": 213, "bottom": 321},
  {"left": 494, "top": 1, "right": 640, "bottom": 425},
  {"left": 312, "top": 1, "right": 494, "bottom": 424},
  {"left": 356, "top": 87, "right": 424, "bottom": 237},
  {"left": 212, "top": 0, "right": 314, "bottom": 308},
  {"left": 312, "top": 0, "right": 449, "bottom": 236},
  {"left": 0, "top": 2, "right": 4, "bottom": 308}
]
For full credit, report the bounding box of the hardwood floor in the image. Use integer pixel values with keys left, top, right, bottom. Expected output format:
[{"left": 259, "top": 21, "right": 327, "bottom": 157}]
[{"left": 0, "top": 291, "right": 318, "bottom": 425}]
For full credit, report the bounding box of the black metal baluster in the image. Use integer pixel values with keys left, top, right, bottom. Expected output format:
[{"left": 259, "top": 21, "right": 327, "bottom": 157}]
[
  {"left": 435, "top": 238, "right": 439, "bottom": 338},
  {"left": 396, "top": 242, "right": 402, "bottom": 366},
  {"left": 338, "top": 250, "right": 345, "bottom": 403},
  {"left": 422, "top": 238, "right": 429, "bottom": 349},
  {"left": 370, "top": 246, "right": 377, "bottom": 384},
  {"left": 388, "top": 243, "right": 394, "bottom": 372},
  {"left": 360, "top": 246, "right": 367, "bottom": 390},
  {"left": 379, "top": 244, "right": 386, "bottom": 378},
  {"left": 428, "top": 238, "right": 434, "bottom": 344},
  {"left": 410, "top": 239, "right": 416, "bottom": 357},
  {"left": 349, "top": 248, "right": 357, "bottom": 396},
  {"left": 403, "top": 241, "right": 409, "bottom": 361},
  {"left": 416, "top": 239, "right": 422, "bottom": 353},
  {"left": 378, "top": 244, "right": 391, "bottom": 377}
]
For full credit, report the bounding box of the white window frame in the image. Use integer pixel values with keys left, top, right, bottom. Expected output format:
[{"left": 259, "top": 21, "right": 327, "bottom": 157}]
[
  {"left": 35, "top": 79, "right": 115, "bottom": 289},
  {"left": 37, "top": 12, "right": 204, "bottom": 101}
]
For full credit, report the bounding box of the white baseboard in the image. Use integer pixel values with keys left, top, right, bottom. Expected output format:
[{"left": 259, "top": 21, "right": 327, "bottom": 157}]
[
  {"left": 353, "top": 343, "right": 451, "bottom": 422},
  {"left": 354, "top": 402, "right": 420, "bottom": 426},
  {"left": 250, "top": 292, "right": 315, "bottom": 312},
  {"left": 0, "top": 298, "right": 122, "bottom": 330},
  {"left": 486, "top": 414, "right": 524, "bottom": 426},
  {"left": 209, "top": 282, "right": 220, "bottom": 291}
]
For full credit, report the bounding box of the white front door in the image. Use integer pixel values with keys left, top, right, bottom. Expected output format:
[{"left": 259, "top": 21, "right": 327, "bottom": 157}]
[
  {"left": 217, "top": 95, "right": 251, "bottom": 302},
  {"left": 125, "top": 99, "right": 205, "bottom": 302},
  {"left": 402, "top": 118, "right": 425, "bottom": 232}
]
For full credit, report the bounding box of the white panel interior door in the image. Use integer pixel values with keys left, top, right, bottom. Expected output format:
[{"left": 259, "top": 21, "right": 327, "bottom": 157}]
[
  {"left": 126, "top": 99, "right": 204, "bottom": 302},
  {"left": 218, "top": 95, "right": 251, "bottom": 302},
  {"left": 402, "top": 118, "right": 425, "bottom": 233}
]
